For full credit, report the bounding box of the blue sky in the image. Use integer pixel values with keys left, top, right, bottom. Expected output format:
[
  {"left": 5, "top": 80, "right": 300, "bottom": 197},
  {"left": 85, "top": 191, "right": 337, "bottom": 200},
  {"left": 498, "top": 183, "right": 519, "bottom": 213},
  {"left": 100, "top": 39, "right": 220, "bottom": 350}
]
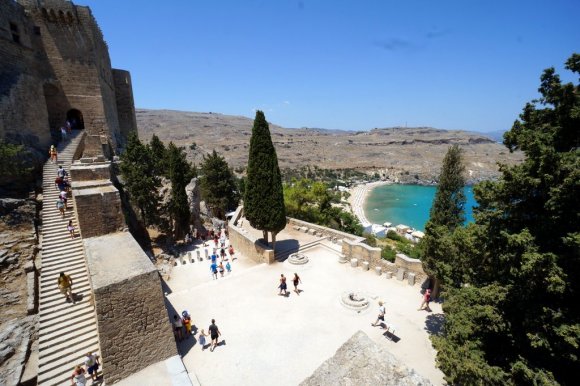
[{"left": 83, "top": 0, "right": 579, "bottom": 132}]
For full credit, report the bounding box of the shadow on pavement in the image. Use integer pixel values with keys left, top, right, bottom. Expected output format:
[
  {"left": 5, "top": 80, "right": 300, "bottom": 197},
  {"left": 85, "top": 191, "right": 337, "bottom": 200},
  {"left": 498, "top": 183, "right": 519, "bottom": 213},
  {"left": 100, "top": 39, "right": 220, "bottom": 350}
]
[{"left": 425, "top": 313, "right": 445, "bottom": 336}]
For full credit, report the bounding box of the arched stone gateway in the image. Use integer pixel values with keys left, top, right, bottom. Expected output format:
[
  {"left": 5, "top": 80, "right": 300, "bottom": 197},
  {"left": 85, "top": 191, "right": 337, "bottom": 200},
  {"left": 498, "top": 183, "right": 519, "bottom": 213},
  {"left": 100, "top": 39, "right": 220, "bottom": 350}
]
[
  {"left": 339, "top": 291, "right": 370, "bottom": 311},
  {"left": 66, "top": 109, "right": 85, "bottom": 130}
]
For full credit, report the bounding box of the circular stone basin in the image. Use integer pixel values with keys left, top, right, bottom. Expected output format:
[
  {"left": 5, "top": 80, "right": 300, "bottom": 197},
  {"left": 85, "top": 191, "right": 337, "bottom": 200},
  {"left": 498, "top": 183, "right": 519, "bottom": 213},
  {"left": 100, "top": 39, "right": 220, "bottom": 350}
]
[
  {"left": 340, "top": 291, "right": 370, "bottom": 311},
  {"left": 288, "top": 252, "right": 309, "bottom": 265}
]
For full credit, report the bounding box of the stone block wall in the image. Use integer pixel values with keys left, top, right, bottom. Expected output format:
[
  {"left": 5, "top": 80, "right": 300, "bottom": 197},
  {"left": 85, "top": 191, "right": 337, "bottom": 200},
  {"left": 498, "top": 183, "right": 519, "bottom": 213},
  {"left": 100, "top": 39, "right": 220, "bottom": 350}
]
[
  {"left": 84, "top": 233, "right": 177, "bottom": 384},
  {"left": 72, "top": 182, "right": 124, "bottom": 238},
  {"left": 342, "top": 239, "right": 382, "bottom": 269},
  {"left": 394, "top": 253, "right": 428, "bottom": 284},
  {"left": 288, "top": 217, "right": 365, "bottom": 243},
  {"left": 70, "top": 161, "right": 111, "bottom": 182},
  {"left": 1, "top": 0, "right": 137, "bottom": 156},
  {"left": 228, "top": 206, "right": 275, "bottom": 264}
]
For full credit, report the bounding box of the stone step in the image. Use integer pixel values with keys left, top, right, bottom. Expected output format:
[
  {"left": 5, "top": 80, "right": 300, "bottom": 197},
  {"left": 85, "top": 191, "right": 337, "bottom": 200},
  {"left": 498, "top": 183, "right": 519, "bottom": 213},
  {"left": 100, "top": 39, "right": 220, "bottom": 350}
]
[
  {"left": 40, "top": 269, "right": 89, "bottom": 287},
  {"left": 39, "top": 300, "right": 94, "bottom": 324},
  {"left": 39, "top": 323, "right": 98, "bottom": 357},
  {"left": 41, "top": 255, "right": 85, "bottom": 271},
  {"left": 37, "top": 340, "right": 100, "bottom": 384},
  {"left": 39, "top": 243, "right": 83, "bottom": 257},
  {"left": 41, "top": 237, "right": 81, "bottom": 249},
  {"left": 39, "top": 282, "right": 91, "bottom": 307},
  {"left": 40, "top": 309, "right": 97, "bottom": 340},
  {"left": 40, "top": 251, "right": 85, "bottom": 265}
]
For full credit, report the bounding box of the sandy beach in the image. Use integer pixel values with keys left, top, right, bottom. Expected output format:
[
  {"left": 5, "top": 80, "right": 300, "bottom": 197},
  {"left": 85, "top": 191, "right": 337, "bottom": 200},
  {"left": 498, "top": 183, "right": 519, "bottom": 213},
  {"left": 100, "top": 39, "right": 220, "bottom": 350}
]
[{"left": 348, "top": 181, "right": 391, "bottom": 225}]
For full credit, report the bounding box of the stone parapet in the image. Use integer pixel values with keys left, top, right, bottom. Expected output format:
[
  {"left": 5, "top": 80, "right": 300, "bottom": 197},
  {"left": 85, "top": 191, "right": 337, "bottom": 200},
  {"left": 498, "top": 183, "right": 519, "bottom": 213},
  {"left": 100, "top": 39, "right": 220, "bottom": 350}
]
[
  {"left": 288, "top": 217, "right": 365, "bottom": 244},
  {"left": 70, "top": 161, "right": 111, "bottom": 182},
  {"left": 72, "top": 182, "right": 124, "bottom": 238},
  {"left": 84, "top": 232, "right": 177, "bottom": 384},
  {"left": 228, "top": 206, "right": 275, "bottom": 264}
]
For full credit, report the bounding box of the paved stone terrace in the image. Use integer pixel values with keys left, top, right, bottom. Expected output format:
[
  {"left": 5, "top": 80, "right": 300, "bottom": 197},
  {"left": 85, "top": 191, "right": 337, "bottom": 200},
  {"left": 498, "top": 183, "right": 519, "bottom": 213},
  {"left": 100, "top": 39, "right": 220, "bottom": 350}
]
[
  {"left": 165, "top": 230, "right": 445, "bottom": 386},
  {"left": 37, "top": 131, "right": 101, "bottom": 386}
]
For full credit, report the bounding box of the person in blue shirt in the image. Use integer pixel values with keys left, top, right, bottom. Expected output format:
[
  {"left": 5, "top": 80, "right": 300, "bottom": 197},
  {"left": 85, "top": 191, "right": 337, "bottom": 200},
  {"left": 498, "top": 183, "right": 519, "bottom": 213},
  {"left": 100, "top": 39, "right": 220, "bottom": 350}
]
[{"left": 210, "top": 262, "right": 218, "bottom": 280}]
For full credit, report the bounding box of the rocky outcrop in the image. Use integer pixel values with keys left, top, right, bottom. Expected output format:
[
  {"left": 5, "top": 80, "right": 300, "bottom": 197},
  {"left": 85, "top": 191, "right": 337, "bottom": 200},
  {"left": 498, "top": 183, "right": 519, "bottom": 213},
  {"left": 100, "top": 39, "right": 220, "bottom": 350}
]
[
  {"left": 300, "top": 331, "right": 432, "bottom": 386},
  {"left": 185, "top": 177, "right": 202, "bottom": 229},
  {"left": 0, "top": 198, "right": 38, "bottom": 386}
]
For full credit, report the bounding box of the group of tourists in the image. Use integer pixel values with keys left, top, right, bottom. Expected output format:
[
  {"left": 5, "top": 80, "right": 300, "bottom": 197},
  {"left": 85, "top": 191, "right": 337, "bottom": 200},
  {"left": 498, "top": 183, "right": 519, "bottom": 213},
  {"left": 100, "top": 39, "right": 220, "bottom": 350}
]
[
  {"left": 173, "top": 312, "right": 223, "bottom": 352},
  {"left": 277, "top": 273, "right": 302, "bottom": 296},
  {"left": 70, "top": 352, "right": 100, "bottom": 385}
]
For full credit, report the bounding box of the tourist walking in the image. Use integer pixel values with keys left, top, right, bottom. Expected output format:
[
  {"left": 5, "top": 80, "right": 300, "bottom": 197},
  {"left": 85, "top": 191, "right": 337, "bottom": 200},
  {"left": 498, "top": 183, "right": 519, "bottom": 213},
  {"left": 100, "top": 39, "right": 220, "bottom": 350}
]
[
  {"left": 56, "top": 197, "right": 66, "bottom": 218},
  {"left": 67, "top": 220, "right": 75, "bottom": 239},
  {"left": 60, "top": 190, "right": 68, "bottom": 210},
  {"left": 58, "top": 272, "right": 74, "bottom": 303},
  {"left": 208, "top": 319, "right": 221, "bottom": 352},
  {"left": 57, "top": 165, "right": 68, "bottom": 180},
  {"left": 293, "top": 273, "right": 302, "bottom": 295},
  {"left": 218, "top": 262, "right": 225, "bottom": 277},
  {"left": 228, "top": 245, "right": 235, "bottom": 260},
  {"left": 226, "top": 261, "right": 231, "bottom": 273},
  {"left": 182, "top": 311, "right": 192, "bottom": 337},
  {"left": 418, "top": 289, "right": 432, "bottom": 312},
  {"left": 60, "top": 126, "right": 67, "bottom": 141},
  {"left": 210, "top": 261, "right": 218, "bottom": 280},
  {"left": 84, "top": 352, "right": 100, "bottom": 382},
  {"left": 220, "top": 247, "right": 226, "bottom": 260},
  {"left": 278, "top": 274, "right": 288, "bottom": 296},
  {"left": 70, "top": 365, "right": 87, "bottom": 386},
  {"left": 372, "top": 301, "right": 386, "bottom": 328},
  {"left": 173, "top": 314, "right": 183, "bottom": 342},
  {"left": 198, "top": 329, "right": 208, "bottom": 350},
  {"left": 49, "top": 145, "right": 57, "bottom": 163}
]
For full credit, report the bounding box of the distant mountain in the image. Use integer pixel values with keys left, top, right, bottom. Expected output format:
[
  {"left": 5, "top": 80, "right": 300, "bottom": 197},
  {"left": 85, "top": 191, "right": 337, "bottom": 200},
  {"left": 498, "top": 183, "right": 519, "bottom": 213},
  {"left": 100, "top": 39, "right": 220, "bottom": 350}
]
[
  {"left": 136, "top": 109, "right": 523, "bottom": 183},
  {"left": 481, "top": 130, "right": 507, "bottom": 143}
]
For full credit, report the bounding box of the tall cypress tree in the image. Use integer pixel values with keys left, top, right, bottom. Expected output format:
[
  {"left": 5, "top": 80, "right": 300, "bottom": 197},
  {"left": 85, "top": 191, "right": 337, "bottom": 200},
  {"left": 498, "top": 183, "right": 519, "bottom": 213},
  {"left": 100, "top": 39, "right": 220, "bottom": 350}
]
[
  {"left": 165, "top": 142, "right": 193, "bottom": 239},
  {"left": 422, "top": 144, "right": 466, "bottom": 292},
  {"left": 245, "top": 110, "right": 286, "bottom": 249}
]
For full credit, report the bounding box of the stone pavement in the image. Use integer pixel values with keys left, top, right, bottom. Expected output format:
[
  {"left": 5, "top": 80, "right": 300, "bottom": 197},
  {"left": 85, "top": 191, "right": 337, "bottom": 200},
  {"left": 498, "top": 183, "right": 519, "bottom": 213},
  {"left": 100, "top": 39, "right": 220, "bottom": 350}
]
[
  {"left": 37, "top": 131, "right": 101, "bottom": 386},
  {"left": 165, "top": 235, "right": 445, "bottom": 386}
]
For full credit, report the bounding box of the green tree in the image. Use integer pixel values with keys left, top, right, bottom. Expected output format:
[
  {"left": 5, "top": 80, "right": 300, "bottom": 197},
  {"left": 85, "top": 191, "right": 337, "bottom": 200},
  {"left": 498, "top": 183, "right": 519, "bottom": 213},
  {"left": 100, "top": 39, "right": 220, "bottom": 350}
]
[
  {"left": 199, "top": 150, "right": 240, "bottom": 219},
  {"left": 244, "top": 110, "right": 286, "bottom": 249},
  {"left": 165, "top": 142, "right": 193, "bottom": 239},
  {"left": 422, "top": 145, "right": 466, "bottom": 293},
  {"left": 0, "top": 141, "right": 33, "bottom": 185},
  {"left": 434, "top": 54, "right": 580, "bottom": 385},
  {"left": 119, "top": 133, "right": 160, "bottom": 226},
  {"left": 149, "top": 134, "right": 167, "bottom": 176}
]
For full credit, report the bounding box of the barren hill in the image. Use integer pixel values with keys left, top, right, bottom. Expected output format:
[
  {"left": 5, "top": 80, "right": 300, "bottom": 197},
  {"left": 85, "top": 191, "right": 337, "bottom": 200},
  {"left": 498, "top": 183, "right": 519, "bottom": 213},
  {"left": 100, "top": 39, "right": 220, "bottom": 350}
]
[{"left": 136, "top": 109, "right": 523, "bottom": 183}]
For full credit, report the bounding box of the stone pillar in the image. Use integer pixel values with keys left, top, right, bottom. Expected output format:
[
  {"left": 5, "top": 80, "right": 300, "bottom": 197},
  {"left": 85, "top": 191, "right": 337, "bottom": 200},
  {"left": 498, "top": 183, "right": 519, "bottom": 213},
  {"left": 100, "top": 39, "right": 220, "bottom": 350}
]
[
  {"left": 361, "top": 261, "right": 370, "bottom": 271},
  {"left": 375, "top": 266, "right": 382, "bottom": 276},
  {"left": 396, "top": 268, "right": 406, "bottom": 281},
  {"left": 350, "top": 258, "right": 358, "bottom": 268},
  {"left": 407, "top": 272, "right": 416, "bottom": 286},
  {"left": 385, "top": 271, "right": 393, "bottom": 279}
]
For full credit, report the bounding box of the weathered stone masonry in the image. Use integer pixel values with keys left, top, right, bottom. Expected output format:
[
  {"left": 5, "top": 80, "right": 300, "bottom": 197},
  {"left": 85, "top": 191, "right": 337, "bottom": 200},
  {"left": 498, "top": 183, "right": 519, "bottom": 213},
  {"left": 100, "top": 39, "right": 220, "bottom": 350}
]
[{"left": 0, "top": 0, "right": 137, "bottom": 156}]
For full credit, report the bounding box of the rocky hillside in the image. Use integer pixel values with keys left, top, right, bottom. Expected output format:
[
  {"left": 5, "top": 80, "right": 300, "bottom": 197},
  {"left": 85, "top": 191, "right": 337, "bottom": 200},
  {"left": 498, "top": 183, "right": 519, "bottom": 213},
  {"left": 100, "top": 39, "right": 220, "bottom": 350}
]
[{"left": 136, "top": 109, "right": 523, "bottom": 183}]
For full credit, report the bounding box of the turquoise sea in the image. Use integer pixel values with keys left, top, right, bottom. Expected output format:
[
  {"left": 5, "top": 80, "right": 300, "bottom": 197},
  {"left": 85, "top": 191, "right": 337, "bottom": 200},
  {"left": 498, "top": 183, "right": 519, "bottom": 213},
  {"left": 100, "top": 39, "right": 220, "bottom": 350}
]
[{"left": 364, "top": 184, "right": 477, "bottom": 231}]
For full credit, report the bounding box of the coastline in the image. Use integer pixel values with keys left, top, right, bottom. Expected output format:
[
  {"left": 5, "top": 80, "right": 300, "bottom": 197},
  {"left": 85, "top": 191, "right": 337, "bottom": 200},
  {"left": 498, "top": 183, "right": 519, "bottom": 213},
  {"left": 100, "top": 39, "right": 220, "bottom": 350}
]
[{"left": 348, "top": 181, "right": 391, "bottom": 226}]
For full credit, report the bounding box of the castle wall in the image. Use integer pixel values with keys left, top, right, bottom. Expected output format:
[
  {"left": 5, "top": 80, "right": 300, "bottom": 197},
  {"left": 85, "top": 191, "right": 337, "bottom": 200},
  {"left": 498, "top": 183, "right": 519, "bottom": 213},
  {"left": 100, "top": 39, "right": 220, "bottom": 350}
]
[
  {"left": 0, "top": 0, "right": 136, "bottom": 156},
  {"left": 112, "top": 69, "right": 137, "bottom": 148},
  {"left": 0, "top": 0, "right": 51, "bottom": 147}
]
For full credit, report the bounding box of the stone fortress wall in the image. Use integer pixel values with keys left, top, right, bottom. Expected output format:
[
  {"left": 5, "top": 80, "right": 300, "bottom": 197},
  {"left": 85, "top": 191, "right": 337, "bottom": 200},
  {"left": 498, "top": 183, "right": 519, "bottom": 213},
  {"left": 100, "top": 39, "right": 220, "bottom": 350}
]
[{"left": 0, "top": 0, "right": 136, "bottom": 157}]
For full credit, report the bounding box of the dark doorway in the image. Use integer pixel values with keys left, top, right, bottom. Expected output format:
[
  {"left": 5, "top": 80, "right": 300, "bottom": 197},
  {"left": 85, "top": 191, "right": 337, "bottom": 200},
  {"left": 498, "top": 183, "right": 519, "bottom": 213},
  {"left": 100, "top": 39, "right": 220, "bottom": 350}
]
[{"left": 66, "top": 109, "right": 84, "bottom": 130}]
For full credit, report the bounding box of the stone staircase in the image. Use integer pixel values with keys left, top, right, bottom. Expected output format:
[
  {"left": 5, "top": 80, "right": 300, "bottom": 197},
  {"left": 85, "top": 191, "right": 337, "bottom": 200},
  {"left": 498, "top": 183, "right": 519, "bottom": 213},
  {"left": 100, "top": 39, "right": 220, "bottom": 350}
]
[{"left": 37, "top": 132, "right": 101, "bottom": 386}]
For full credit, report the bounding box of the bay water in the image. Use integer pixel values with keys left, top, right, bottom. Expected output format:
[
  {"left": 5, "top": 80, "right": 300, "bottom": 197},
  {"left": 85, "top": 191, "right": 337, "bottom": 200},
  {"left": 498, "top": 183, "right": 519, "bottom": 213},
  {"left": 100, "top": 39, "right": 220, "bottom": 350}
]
[{"left": 364, "top": 184, "right": 477, "bottom": 231}]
